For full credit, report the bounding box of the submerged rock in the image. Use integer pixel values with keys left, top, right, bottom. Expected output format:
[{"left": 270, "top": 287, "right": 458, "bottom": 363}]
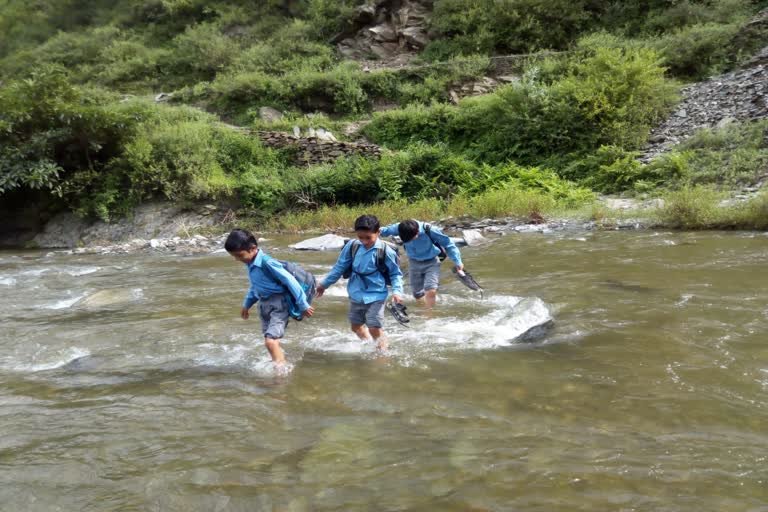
[
  {"left": 496, "top": 297, "right": 554, "bottom": 342},
  {"left": 289, "top": 234, "right": 350, "bottom": 251},
  {"left": 73, "top": 289, "right": 142, "bottom": 309}
]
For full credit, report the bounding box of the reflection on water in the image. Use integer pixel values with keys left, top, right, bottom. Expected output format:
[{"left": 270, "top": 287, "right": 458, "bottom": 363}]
[{"left": 1, "top": 230, "right": 767, "bottom": 511}]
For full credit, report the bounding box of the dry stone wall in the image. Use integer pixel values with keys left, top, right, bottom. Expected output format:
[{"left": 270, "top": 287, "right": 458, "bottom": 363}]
[{"left": 257, "top": 131, "right": 382, "bottom": 166}]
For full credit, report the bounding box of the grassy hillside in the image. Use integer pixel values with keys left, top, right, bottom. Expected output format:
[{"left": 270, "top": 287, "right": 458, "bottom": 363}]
[{"left": 1, "top": 0, "right": 767, "bottom": 226}]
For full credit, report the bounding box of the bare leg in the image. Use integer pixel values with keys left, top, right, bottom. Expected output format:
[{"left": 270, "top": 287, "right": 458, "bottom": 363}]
[
  {"left": 369, "top": 327, "right": 387, "bottom": 351},
  {"left": 265, "top": 337, "right": 286, "bottom": 365},
  {"left": 424, "top": 289, "right": 438, "bottom": 309},
  {"left": 351, "top": 324, "right": 372, "bottom": 341}
]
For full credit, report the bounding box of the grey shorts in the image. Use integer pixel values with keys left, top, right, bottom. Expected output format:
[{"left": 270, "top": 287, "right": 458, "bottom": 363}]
[
  {"left": 348, "top": 300, "right": 386, "bottom": 328},
  {"left": 409, "top": 257, "right": 441, "bottom": 298},
  {"left": 258, "top": 294, "right": 290, "bottom": 339}
]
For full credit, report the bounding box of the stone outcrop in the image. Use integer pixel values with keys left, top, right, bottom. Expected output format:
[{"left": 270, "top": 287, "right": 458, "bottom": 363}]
[
  {"left": 257, "top": 131, "right": 382, "bottom": 166},
  {"left": 333, "top": 0, "right": 433, "bottom": 62},
  {"left": 640, "top": 45, "right": 768, "bottom": 162},
  {"left": 31, "top": 202, "right": 228, "bottom": 249}
]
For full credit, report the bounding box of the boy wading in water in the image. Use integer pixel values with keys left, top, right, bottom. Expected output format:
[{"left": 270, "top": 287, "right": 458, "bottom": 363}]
[
  {"left": 380, "top": 219, "right": 463, "bottom": 309},
  {"left": 316, "top": 215, "right": 404, "bottom": 351},
  {"left": 225, "top": 229, "right": 314, "bottom": 366}
]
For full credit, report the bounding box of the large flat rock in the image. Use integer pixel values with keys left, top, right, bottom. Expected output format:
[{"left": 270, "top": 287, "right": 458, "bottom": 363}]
[{"left": 289, "top": 234, "right": 350, "bottom": 251}]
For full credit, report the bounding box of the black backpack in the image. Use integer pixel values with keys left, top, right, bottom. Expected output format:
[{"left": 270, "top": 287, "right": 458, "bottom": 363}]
[
  {"left": 341, "top": 240, "right": 399, "bottom": 286},
  {"left": 423, "top": 224, "right": 447, "bottom": 262},
  {"left": 262, "top": 257, "right": 317, "bottom": 321}
]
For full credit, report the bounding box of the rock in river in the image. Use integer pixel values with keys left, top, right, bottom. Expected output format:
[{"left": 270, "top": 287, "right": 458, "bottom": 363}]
[
  {"left": 496, "top": 297, "right": 554, "bottom": 342},
  {"left": 289, "top": 234, "right": 350, "bottom": 251}
]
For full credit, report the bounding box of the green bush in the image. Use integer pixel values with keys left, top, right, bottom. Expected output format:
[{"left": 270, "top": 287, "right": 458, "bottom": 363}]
[
  {"left": 0, "top": 67, "right": 140, "bottom": 198},
  {"left": 647, "top": 120, "right": 768, "bottom": 188},
  {"left": 656, "top": 185, "right": 724, "bottom": 229},
  {"left": 425, "top": 0, "right": 597, "bottom": 58},
  {"left": 654, "top": 22, "right": 743, "bottom": 79},
  {"left": 366, "top": 48, "right": 678, "bottom": 169},
  {"left": 171, "top": 22, "right": 240, "bottom": 80},
  {"left": 95, "top": 39, "right": 171, "bottom": 87}
]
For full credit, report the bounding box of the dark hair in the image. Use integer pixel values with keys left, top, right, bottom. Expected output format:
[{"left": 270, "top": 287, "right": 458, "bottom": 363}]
[
  {"left": 398, "top": 219, "right": 419, "bottom": 242},
  {"left": 354, "top": 214, "right": 380, "bottom": 232},
  {"left": 224, "top": 228, "right": 258, "bottom": 252}
]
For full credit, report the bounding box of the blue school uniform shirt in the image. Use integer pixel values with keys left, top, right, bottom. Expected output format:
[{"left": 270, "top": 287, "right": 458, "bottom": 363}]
[
  {"left": 380, "top": 221, "right": 463, "bottom": 266},
  {"left": 242, "top": 250, "right": 310, "bottom": 311},
  {"left": 321, "top": 239, "right": 404, "bottom": 304}
]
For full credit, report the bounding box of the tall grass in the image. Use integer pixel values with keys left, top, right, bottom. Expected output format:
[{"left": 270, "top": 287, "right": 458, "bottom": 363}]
[
  {"left": 655, "top": 187, "right": 768, "bottom": 230},
  {"left": 266, "top": 187, "right": 594, "bottom": 231}
]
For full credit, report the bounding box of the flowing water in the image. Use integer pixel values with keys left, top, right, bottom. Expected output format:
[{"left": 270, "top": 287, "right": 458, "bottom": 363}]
[{"left": 1, "top": 231, "right": 767, "bottom": 511}]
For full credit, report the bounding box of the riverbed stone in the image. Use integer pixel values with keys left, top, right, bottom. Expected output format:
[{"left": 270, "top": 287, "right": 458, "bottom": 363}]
[
  {"left": 495, "top": 297, "right": 554, "bottom": 342},
  {"left": 72, "top": 288, "right": 142, "bottom": 309},
  {"left": 289, "top": 234, "right": 350, "bottom": 251},
  {"left": 462, "top": 229, "right": 487, "bottom": 246}
]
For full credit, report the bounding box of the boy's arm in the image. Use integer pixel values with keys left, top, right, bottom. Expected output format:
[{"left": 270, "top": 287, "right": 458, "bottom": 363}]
[
  {"left": 320, "top": 243, "right": 353, "bottom": 289},
  {"left": 243, "top": 286, "right": 258, "bottom": 309},
  {"left": 379, "top": 223, "right": 399, "bottom": 238},
  {"left": 431, "top": 227, "right": 464, "bottom": 268},
  {"left": 266, "top": 260, "right": 310, "bottom": 311},
  {"left": 384, "top": 247, "right": 404, "bottom": 299}
]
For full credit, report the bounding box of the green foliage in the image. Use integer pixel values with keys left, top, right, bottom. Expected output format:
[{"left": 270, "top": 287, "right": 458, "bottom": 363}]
[
  {"left": 656, "top": 185, "right": 724, "bottom": 229},
  {"left": 647, "top": 120, "right": 768, "bottom": 188},
  {"left": 654, "top": 22, "right": 743, "bottom": 79},
  {"left": 366, "top": 48, "right": 678, "bottom": 166},
  {"left": 2, "top": 0, "right": 766, "bottom": 226},
  {"left": 278, "top": 142, "right": 592, "bottom": 210},
  {"left": 425, "top": 0, "right": 596, "bottom": 58},
  {"left": 95, "top": 38, "right": 171, "bottom": 87},
  {"left": 171, "top": 22, "right": 240, "bottom": 80},
  {"left": 362, "top": 105, "right": 457, "bottom": 149},
  {"left": 0, "top": 67, "right": 139, "bottom": 197}
]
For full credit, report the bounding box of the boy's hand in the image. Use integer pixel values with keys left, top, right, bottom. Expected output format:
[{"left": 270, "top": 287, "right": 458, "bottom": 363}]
[
  {"left": 302, "top": 306, "right": 315, "bottom": 318},
  {"left": 392, "top": 294, "right": 403, "bottom": 304},
  {"left": 315, "top": 284, "right": 326, "bottom": 298},
  {"left": 455, "top": 264, "right": 464, "bottom": 272},
  {"left": 241, "top": 306, "right": 250, "bottom": 320}
]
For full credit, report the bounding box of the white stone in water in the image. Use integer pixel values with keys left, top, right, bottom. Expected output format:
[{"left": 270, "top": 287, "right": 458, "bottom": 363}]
[
  {"left": 461, "top": 229, "right": 486, "bottom": 246},
  {"left": 450, "top": 236, "right": 467, "bottom": 247},
  {"left": 289, "top": 234, "right": 349, "bottom": 251},
  {"left": 150, "top": 239, "right": 161, "bottom": 248},
  {"left": 495, "top": 297, "right": 554, "bottom": 342}
]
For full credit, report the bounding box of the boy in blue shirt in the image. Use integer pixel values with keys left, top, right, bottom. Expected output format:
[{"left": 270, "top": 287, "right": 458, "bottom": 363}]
[
  {"left": 316, "top": 215, "right": 404, "bottom": 351},
  {"left": 380, "top": 219, "right": 463, "bottom": 309},
  {"left": 225, "top": 229, "right": 314, "bottom": 366}
]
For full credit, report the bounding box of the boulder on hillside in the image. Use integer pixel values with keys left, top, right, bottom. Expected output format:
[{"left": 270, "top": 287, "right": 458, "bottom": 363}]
[{"left": 258, "top": 106, "right": 284, "bottom": 123}]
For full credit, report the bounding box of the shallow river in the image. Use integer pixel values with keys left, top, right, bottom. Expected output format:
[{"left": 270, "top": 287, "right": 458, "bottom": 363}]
[{"left": 1, "top": 230, "right": 767, "bottom": 511}]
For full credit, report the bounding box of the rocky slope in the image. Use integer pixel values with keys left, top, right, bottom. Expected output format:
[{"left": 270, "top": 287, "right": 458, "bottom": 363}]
[{"left": 640, "top": 47, "right": 768, "bottom": 162}]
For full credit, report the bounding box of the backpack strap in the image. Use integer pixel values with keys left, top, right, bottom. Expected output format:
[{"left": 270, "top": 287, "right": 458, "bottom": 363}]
[
  {"left": 376, "top": 246, "right": 387, "bottom": 278},
  {"left": 423, "top": 224, "right": 447, "bottom": 261}
]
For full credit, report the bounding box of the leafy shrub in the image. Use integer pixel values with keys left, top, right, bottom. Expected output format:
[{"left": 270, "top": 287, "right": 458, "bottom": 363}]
[
  {"left": 366, "top": 48, "right": 678, "bottom": 168},
  {"left": 656, "top": 186, "right": 724, "bottom": 229},
  {"left": 96, "top": 39, "right": 171, "bottom": 87},
  {"left": 0, "top": 67, "right": 140, "bottom": 198},
  {"left": 361, "top": 103, "right": 458, "bottom": 149},
  {"left": 654, "top": 22, "right": 743, "bottom": 79},
  {"left": 425, "top": 0, "right": 597, "bottom": 58},
  {"left": 647, "top": 120, "right": 768, "bottom": 188},
  {"left": 171, "top": 22, "right": 240, "bottom": 79}
]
